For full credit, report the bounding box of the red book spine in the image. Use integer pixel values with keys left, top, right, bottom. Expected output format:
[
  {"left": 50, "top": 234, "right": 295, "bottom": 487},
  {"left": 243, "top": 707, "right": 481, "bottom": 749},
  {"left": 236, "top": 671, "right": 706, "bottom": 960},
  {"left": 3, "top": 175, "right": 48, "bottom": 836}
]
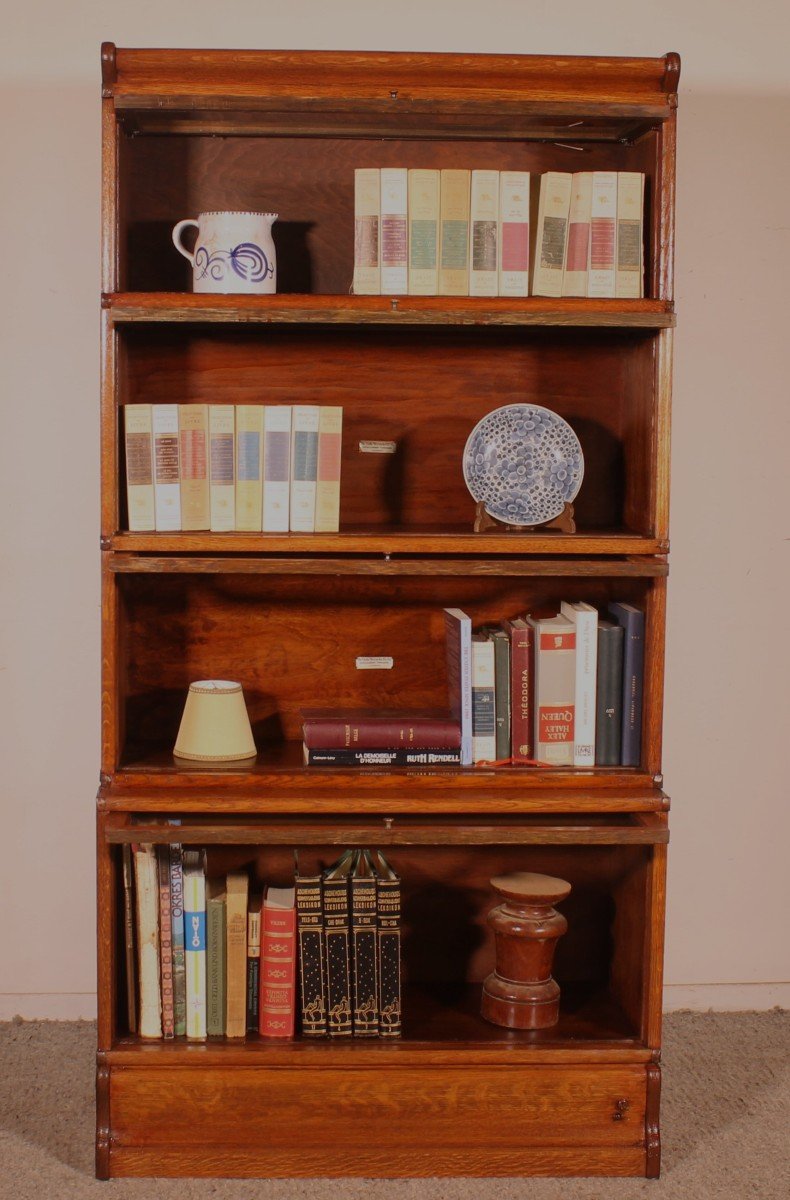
[
  {"left": 507, "top": 622, "right": 534, "bottom": 763},
  {"left": 157, "top": 847, "right": 175, "bottom": 1039},
  {"left": 303, "top": 716, "right": 461, "bottom": 750},
  {"left": 259, "top": 903, "right": 296, "bottom": 1038}
]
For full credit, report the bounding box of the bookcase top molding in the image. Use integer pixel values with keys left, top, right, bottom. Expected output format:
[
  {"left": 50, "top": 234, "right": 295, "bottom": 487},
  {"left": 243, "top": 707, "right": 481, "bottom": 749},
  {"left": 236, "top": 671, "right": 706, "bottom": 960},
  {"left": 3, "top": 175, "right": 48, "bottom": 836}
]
[{"left": 101, "top": 44, "right": 681, "bottom": 141}]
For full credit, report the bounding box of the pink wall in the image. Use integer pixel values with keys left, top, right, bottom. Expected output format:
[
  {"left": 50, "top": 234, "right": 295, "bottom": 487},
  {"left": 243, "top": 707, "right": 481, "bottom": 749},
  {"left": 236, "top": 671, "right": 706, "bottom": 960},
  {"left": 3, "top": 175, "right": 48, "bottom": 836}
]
[{"left": 1, "top": 2, "right": 788, "bottom": 1016}]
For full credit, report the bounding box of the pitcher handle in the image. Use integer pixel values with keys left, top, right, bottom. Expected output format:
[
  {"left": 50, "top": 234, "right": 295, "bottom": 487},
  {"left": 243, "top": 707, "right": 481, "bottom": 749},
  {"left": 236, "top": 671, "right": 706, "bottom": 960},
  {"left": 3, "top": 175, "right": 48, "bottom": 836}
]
[{"left": 172, "top": 219, "right": 200, "bottom": 265}]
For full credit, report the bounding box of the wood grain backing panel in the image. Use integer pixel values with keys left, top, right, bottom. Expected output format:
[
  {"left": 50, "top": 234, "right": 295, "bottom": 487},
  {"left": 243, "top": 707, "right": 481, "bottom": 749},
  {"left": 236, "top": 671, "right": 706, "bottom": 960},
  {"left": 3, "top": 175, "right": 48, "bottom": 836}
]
[
  {"left": 109, "top": 1062, "right": 647, "bottom": 1148},
  {"left": 108, "top": 1143, "right": 647, "bottom": 1178}
]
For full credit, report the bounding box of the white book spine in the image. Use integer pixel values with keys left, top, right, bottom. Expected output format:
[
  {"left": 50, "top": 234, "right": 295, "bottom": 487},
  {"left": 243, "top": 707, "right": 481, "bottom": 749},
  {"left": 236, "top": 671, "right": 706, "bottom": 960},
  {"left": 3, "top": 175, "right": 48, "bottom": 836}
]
[
  {"left": 380, "top": 167, "right": 408, "bottom": 295},
  {"left": 444, "top": 608, "right": 473, "bottom": 766},
  {"left": 588, "top": 171, "right": 618, "bottom": 298},
  {"left": 497, "top": 171, "right": 530, "bottom": 297},
  {"left": 183, "top": 853, "right": 207, "bottom": 1042},
  {"left": 562, "top": 172, "right": 593, "bottom": 297},
  {"left": 408, "top": 169, "right": 439, "bottom": 295},
  {"left": 262, "top": 405, "right": 291, "bottom": 532},
  {"left": 532, "top": 172, "right": 572, "bottom": 298},
  {"left": 208, "top": 405, "right": 235, "bottom": 532},
  {"left": 471, "top": 638, "right": 497, "bottom": 764},
  {"left": 124, "top": 404, "right": 155, "bottom": 531},
  {"left": 469, "top": 170, "right": 499, "bottom": 297},
  {"left": 151, "top": 404, "right": 181, "bottom": 532},
  {"left": 615, "top": 172, "right": 644, "bottom": 298},
  {"left": 561, "top": 601, "right": 598, "bottom": 767},
  {"left": 353, "top": 168, "right": 381, "bottom": 295},
  {"left": 235, "top": 404, "right": 264, "bottom": 532},
  {"left": 289, "top": 405, "right": 320, "bottom": 532},
  {"left": 134, "top": 845, "right": 162, "bottom": 1039}
]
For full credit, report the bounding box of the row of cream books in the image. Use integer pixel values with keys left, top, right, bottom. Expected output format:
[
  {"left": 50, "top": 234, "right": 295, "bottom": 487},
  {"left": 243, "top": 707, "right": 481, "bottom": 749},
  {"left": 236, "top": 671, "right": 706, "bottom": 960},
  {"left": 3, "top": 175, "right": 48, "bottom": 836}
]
[
  {"left": 354, "top": 168, "right": 645, "bottom": 299},
  {"left": 123, "top": 404, "right": 343, "bottom": 533},
  {"left": 124, "top": 844, "right": 401, "bottom": 1041}
]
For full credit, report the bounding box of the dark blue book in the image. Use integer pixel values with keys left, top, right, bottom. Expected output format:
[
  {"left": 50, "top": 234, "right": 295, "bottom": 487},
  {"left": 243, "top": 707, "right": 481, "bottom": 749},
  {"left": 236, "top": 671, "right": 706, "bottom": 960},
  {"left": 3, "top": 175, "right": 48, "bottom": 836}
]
[
  {"left": 607, "top": 602, "right": 645, "bottom": 767},
  {"left": 595, "top": 620, "right": 624, "bottom": 766}
]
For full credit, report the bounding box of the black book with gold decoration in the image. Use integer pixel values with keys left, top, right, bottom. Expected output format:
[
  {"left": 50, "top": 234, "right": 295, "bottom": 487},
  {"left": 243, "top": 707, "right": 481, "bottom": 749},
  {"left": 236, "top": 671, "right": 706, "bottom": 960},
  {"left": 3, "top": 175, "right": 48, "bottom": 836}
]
[
  {"left": 350, "top": 850, "right": 379, "bottom": 1037},
  {"left": 294, "top": 855, "right": 327, "bottom": 1036},
  {"left": 374, "top": 851, "right": 402, "bottom": 1038},
  {"left": 322, "top": 850, "right": 354, "bottom": 1038}
]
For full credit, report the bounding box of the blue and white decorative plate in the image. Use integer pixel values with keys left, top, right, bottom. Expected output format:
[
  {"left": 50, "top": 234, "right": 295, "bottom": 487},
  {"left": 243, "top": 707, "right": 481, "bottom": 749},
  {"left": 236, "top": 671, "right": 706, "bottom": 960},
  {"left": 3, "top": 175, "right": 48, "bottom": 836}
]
[{"left": 463, "top": 404, "right": 584, "bottom": 526}]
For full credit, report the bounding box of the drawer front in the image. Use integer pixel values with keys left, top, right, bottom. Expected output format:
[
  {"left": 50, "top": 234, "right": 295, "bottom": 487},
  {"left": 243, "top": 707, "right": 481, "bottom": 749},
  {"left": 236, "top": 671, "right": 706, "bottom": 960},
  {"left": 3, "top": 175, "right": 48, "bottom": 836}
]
[{"left": 111, "top": 1063, "right": 647, "bottom": 1155}]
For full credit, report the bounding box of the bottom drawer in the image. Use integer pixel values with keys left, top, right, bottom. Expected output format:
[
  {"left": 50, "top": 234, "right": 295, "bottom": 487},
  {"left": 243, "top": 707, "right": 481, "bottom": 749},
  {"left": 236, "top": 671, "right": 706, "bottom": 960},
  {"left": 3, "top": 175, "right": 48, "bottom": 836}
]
[{"left": 106, "top": 1061, "right": 655, "bottom": 1177}]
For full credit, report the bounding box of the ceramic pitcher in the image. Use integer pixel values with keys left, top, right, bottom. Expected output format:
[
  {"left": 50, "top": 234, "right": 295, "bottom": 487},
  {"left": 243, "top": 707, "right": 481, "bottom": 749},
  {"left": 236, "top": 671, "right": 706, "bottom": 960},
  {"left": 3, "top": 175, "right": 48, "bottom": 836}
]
[{"left": 172, "top": 210, "right": 278, "bottom": 294}]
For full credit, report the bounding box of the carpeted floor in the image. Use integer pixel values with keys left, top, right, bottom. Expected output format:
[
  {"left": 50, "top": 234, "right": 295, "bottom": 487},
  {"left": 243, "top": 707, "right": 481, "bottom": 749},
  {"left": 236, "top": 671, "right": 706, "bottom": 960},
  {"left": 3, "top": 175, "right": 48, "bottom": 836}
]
[{"left": 0, "top": 1011, "right": 787, "bottom": 1198}]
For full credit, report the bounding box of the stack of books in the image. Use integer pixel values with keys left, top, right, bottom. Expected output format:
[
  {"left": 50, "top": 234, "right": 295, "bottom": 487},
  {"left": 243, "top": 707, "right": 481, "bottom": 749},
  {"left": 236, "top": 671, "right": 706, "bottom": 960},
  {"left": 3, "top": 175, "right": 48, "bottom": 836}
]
[
  {"left": 123, "top": 403, "right": 343, "bottom": 533},
  {"left": 353, "top": 168, "right": 645, "bottom": 299},
  {"left": 123, "top": 844, "right": 401, "bottom": 1042}
]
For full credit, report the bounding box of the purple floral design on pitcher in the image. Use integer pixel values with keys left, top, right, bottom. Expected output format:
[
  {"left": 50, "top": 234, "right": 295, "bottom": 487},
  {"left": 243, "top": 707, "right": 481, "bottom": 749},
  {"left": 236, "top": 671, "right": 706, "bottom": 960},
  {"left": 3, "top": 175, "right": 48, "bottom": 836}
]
[{"left": 195, "top": 242, "right": 274, "bottom": 284}]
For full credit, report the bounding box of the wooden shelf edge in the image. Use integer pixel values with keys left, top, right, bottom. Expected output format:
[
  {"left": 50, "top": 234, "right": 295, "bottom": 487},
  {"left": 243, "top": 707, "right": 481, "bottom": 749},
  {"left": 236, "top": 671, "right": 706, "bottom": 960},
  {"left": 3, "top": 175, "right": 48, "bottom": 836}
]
[{"left": 104, "top": 293, "right": 676, "bottom": 329}]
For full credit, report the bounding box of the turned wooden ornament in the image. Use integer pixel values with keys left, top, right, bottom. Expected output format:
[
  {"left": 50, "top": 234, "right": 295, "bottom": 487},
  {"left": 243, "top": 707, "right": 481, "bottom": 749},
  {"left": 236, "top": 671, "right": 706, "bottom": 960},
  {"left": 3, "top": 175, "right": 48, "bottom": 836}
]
[{"left": 481, "top": 871, "right": 571, "bottom": 1030}]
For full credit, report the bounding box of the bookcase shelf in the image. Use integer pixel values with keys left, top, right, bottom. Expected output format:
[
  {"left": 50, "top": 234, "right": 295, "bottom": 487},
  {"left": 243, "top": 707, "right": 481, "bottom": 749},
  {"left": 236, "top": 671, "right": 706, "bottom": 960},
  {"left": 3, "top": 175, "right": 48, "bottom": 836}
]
[{"left": 98, "top": 45, "right": 677, "bottom": 1181}]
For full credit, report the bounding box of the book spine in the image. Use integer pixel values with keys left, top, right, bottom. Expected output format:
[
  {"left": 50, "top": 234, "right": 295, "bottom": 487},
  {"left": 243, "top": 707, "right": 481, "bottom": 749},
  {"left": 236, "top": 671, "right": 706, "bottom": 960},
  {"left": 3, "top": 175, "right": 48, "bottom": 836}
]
[
  {"left": 376, "top": 874, "right": 402, "bottom": 1038},
  {"left": 438, "top": 168, "right": 470, "bottom": 296},
  {"left": 351, "top": 869, "right": 379, "bottom": 1036},
  {"left": 208, "top": 405, "right": 235, "bottom": 532},
  {"left": 157, "top": 847, "right": 175, "bottom": 1038},
  {"left": 380, "top": 167, "right": 408, "bottom": 295},
  {"left": 408, "top": 168, "right": 439, "bottom": 295},
  {"left": 610, "top": 604, "right": 645, "bottom": 767},
  {"left": 296, "top": 873, "right": 327, "bottom": 1035},
  {"left": 206, "top": 893, "right": 226, "bottom": 1037},
  {"left": 471, "top": 636, "right": 497, "bottom": 763},
  {"left": 498, "top": 171, "right": 530, "bottom": 297},
  {"left": 168, "top": 845, "right": 186, "bottom": 1037},
  {"left": 595, "top": 623, "right": 624, "bottom": 765},
  {"left": 178, "top": 403, "right": 210, "bottom": 530},
  {"left": 588, "top": 171, "right": 618, "bottom": 297},
  {"left": 490, "top": 632, "right": 512, "bottom": 762},
  {"left": 508, "top": 622, "right": 534, "bottom": 763},
  {"left": 225, "top": 876, "right": 248, "bottom": 1038},
  {"left": 323, "top": 874, "right": 352, "bottom": 1036},
  {"left": 151, "top": 404, "right": 181, "bottom": 531},
  {"left": 532, "top": 172, "right": 572, "bottom": 298},
  {"left": 615, "top": 172, "right": 644, "bottom": 298},
  {"left": 246, "top": 902, "right": 262, "bottom": 1032},
  {"left": 133, "top": 844, "right": 162, "bottom": 1039},
  {"left": 561, "top": 603, "right": 598, "bottom": 767},
  {"left": 314, "top": 406, "right": 343, "bottom": 533},
  {"left": 469, "top": 169, "right": 499, "bottom": 297},
  {"left": 353, "top": 168, "right": 381, "bottom": 295},
  {"left": 289, "top": 405, "right": 320, "bottom": 532},
  {"left": 562, "top": 172, "right": 593, "bottom": 297},
  {"left": 123, "top": 404, "right": 155, "bottom": 531},
  {"left": 303, "top": 715, "right": 461, "bottom": 750},
  {"left": 262, "top": 405, "right": 291, "bottom": 532},
  {"left": 305, "top": 747, "right": 462, "bottom": 766},
  {"left": 121, "top": 844, "right": 137, "bottom": 1034},
  {"left": 235, "top": 405, "right": 264, "bottom": 532},
  {"left": 260, "top": 903, "right": 297, "bottom": 1038},
  {"left": 533, "top": 623, "right": 576, "bottom": 766},
  {"left": 183, "top": 854, "right": 206, "bottom": 1041},
  {"left": 444, "top": 609, "right": 473, "bottom": 766}
]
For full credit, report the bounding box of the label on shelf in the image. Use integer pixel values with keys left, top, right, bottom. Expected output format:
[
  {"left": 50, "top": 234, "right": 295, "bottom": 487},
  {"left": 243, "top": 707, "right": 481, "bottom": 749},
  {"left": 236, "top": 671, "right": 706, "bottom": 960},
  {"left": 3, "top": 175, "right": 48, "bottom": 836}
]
[
  {"left": 359, "top": 440, "right": 397, "bottom": 454},
  {"left": 355, "top": 656, "right": 394, "bottom": 670}
]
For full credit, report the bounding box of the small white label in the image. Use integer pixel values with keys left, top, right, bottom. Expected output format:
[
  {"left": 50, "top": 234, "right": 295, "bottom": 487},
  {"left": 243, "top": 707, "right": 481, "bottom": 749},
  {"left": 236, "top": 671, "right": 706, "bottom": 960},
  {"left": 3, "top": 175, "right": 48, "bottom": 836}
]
[
  {"left": 355, "top": 656, "right": 394, "bottom": 670},
  {"left": 359, "top": 440, "right": 397, "bottom": 454}
]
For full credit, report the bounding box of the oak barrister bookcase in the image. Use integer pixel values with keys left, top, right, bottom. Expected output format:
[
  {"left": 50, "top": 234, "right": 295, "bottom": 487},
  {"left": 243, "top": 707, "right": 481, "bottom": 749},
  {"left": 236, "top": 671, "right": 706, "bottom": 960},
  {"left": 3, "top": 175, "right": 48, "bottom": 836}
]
[{"left": 97, "top": 45, "right": 678, "bottom": 1178}]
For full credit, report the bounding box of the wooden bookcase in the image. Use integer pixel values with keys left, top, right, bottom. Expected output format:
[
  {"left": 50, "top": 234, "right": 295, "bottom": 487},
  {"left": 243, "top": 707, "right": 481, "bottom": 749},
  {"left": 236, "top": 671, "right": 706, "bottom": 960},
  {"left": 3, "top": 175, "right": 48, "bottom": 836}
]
[{"left": 97, "top": 45, "right": 678, "bottom": 1179}]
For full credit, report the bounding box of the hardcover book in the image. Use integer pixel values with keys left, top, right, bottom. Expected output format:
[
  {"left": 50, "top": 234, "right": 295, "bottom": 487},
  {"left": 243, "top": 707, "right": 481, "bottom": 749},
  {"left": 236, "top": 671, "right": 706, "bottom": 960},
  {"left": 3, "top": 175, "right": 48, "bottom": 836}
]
[
  {"left": 608, "top": 601, "right": 645, "bottom": 767},
  {"left": 561, "top": 600, "right": 599, "bottom": 767},
  {"left": 262, "top": 405, "right": 291, "bottom": 532},
  {"left": 205, "top": 880, "right": 226, "bottom": 1037},
  {"left": 438, "top": 168, "right": 470, "bottom": 296},
  {"left": 380, "top": 167, "right": 408, "bottom": 295},
  {"left": 595, "top": 619, "right": 624, "bottom": 766},
  {"left": 182, "top": 849, "right": 207, "bottom": 1041},
  {"left": 289, "top": 405, "right": 320, "bottom": 532},
  {"left": 123, "top": 404, "right": 155, "bottom": 531},
  {"left": 562, "top": 172, "right": 593, "bottom": 297},
  {"left": 168, "top": 844, "right": 187, "bottom": 1037},
  {"left": 157, "top": 846, "right": 175, "bottom": 1038},
  {"left": 498, "top": 171, "right": 530, "bottom": 297},
  {"left": 302, "top": 709, "right": 461, "bottom": 751},
  {"left": 528, "top": 613, "right": 576, "bottom": 766},
  {"left": 469, "top": 169, "right": 499, "bottom": 297},
  {"left": 443, "top": 608, "right": 473, "bottom": 766},
  {"left": 471, "top": 634, "right": 497, "bottom": 763},
  {"left": 486, "top": 628, "right": 512, "bottom": 762},
  {"left": 133, "top": 844, "right": 162, "bottom": 1039},
  {"left": 353, "top": 167, "right": 381, "bottom": 295},
  {"left": 151, "top": 404, "right": 182, "bottom": 532},
  {"left": 615, "top": 172, "right": 644, "bottom": 298},
  {"left": 588, "top": 171, "right": 618, "bottom": 297},
  {"left": 304, "top": 747, "right": 461, "bottom": 767},
  {"left": 374, "top": 851, "right": 401, "bottom": 1038},
  {"left": 408, "top": 168, "right": 439, "bottom": 295},
  {"left": 235, "top": 404, "right": 264, "bottom": 532},
  {"left": 121, "top": 843, "right": 137, "bottom": 1034},
  {"left": 531, "top": 172, "right": 572, "bottom": 298},
  {"left": 246, "top": 894, "right": 262, "bottom": 1032},
  {"left": 504, "top": 617, "right": 534, "bottom": 763},
  {"left": 208, "top": 405, "right": 235, "bottom": 532},
  {"left": 295, "top": 860, "right": 327, "bottom": 1036},
  {"left": 314, "top": 406, "right": 343, "bottom": 533},
  {"left": 322, "top": 850, "right": 354, "bottom": 1037},
  {"left": 350, "top": 850, "right": 378, "bottom": 1036},
  {"left": 260, "top": 886, "right": 297, "bottom": 1038},
  {"left": 178, "top": 403, "right": 210, "bottom": 531},
  {"left": 225, "top": 871, "right": 249, "bottom": 1038}
]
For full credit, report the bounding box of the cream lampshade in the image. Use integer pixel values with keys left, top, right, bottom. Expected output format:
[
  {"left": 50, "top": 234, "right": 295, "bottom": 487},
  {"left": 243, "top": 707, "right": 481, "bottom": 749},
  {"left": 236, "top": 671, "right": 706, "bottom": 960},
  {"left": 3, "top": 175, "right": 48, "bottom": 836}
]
[{"left": 173, "top": 680, "right": 257, "bottom": 762}]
